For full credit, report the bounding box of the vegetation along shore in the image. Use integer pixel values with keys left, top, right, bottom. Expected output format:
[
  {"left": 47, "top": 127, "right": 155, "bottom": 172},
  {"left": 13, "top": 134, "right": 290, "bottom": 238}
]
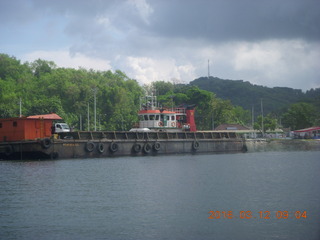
[{"left": 1, "top": 53, "right": 319, "bottom": 133}]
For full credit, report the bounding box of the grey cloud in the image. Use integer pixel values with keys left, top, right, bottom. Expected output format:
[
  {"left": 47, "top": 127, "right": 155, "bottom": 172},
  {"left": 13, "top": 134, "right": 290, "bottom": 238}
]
[
  {"left": 147, "top": 0, "right": 320, "bottom": 42},
  {"left": 57, "top": 0, "right": 320, "bottom": 59},
  {"left": 2, "top": 0, "right": 319, "bottom": 42},
  {"left": 0, "top": 0, "right": 39, "bottom": 24},
  {"left": 1, "top": 0, "right": 319, "bottom": 90}
]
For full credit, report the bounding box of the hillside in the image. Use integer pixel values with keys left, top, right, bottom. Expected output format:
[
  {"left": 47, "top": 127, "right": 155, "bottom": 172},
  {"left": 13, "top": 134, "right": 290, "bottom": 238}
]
[
  {"left": 190, "top": 77, "right": 316, "bottom": 115},
  {"left": 1, "top": 53, "right": 318, "bottom": 130}
]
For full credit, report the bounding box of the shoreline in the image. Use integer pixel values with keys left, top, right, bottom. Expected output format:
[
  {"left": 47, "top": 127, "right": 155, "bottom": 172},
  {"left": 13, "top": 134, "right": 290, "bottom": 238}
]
[{"left": 245, "top": 138, "right": 320, "bottom": 152}]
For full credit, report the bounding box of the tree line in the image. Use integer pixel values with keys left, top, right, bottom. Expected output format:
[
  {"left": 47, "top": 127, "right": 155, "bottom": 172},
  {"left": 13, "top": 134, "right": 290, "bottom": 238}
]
[
  {"left": 0, "top": 54, "right": 318, "bottom": 131},
  {"left": 0, "top": 54, "right": 142, "bottom": 131}
]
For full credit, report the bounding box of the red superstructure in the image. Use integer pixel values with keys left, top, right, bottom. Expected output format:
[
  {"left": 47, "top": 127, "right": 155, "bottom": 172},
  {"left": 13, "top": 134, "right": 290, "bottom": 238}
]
[
  {"left": 0, "top": 113, "right": 62, "bottom": 142},
  {"left": 137, "top": 94, "right": 197, "bottom": 131},
  {"left": 185, "top": 108, "right": 196, "bottom": 131}
]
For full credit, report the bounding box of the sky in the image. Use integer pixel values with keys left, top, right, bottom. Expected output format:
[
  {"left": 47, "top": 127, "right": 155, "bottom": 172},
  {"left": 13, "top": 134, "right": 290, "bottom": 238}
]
[{"left": 1, "top": 0, "right": 319, "bottom": 91}]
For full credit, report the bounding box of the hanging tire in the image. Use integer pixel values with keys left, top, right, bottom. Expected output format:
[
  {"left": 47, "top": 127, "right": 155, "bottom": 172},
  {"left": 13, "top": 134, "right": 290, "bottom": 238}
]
[
  {"left": 41, "top": 138, "right": 51, "bottom": 149},
  {"left": 5, "top": 145, "right": 13, "bottom": 156},
  {"left": 153, "top": 142, "right": 161, "bottom": 151},
  {"left": 109, "top": 142, "right": 118, "bottom": 153},
  {"left": 132, "top": 143, "right": 141, "bottom": 153},
  {"left": 192, "top": 140, "right": 200, "bottom": 150},
  {"left": 85, "top": 141, "right": 95, "bottom": 152},
  {"left": 143, "top": 143, "right": 152, "bottom": 154},
  {"left": 97, "top": 143, "right": 105, "bottom": 153},
  {"left": 50, "top": 152, "right": 59, "bottom": 159}
]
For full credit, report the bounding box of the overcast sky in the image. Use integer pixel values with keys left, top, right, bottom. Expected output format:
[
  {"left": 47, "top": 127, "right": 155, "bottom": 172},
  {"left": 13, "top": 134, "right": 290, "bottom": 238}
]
[{"left": 1, "top": 0, "right": 319, "bottom": 90}]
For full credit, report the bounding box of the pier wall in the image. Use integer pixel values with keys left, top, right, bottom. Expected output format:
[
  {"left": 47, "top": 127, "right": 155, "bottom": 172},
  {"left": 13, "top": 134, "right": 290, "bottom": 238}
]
[{"left": 246, "top": 139, "right": 320, "bottom": 152}]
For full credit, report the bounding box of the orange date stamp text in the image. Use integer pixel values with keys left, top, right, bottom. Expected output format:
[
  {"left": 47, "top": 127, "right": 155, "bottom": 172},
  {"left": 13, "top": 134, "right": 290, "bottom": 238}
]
[{"left": 208, "top": 210, "right": 307, "bottom": 220}]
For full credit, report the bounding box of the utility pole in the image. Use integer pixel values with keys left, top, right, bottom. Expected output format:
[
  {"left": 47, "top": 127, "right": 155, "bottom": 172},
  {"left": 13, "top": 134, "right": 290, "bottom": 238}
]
[
  {"left": 87, "top": 102, "right": 90, "bottom": 131},
  {"left": 98, "top": 115, "right": 100, "bottom": 131},
  {"left": 208, "top": 59, "right": 210, "bottom": 78},
  {"left": 261, "top": 99, "right": 264, "bottom": 136},
  {"left": 79, "top": 114, "right": 82, "bottom": 131},
  {"left": 212, "top": 112, "right": 214, "bottom": 130},
  {"left": 252, "top": 105, "right": 254, "bottom": 128},
  {"left": 93, "top": 88, "right": 97, "bottom": 131},
  {"left": 19, "top": 97, "right": 22, "bottom": 117}
]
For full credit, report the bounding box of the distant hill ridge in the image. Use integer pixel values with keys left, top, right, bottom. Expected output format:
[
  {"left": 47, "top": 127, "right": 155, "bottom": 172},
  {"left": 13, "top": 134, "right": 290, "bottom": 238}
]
[{"left": 190, "top": 77, "right": 317, "bottom": 115}]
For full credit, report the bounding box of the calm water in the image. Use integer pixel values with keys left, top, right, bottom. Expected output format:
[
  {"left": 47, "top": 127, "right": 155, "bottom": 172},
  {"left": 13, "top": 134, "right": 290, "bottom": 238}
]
[{"left": 0, "top": 151, "right": 319, "bottom": 240}]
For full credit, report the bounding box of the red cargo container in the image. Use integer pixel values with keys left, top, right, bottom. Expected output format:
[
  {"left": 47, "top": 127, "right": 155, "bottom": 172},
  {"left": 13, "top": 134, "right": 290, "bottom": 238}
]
[{"left": 0, "top": 113, "right": 62, "bottom": 142}]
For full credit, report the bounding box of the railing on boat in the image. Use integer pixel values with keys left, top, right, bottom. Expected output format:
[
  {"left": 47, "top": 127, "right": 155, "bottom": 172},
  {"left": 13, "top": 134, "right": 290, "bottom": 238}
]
[{"left": 58, "top": 131, "right": 239, "bottom": 141}]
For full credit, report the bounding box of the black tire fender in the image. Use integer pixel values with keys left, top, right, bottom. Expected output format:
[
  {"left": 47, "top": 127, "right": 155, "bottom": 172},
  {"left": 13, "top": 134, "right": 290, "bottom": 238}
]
[
  {"left": 50, "top": 152, "right": 59, "bottom": 159},
  {"left": 153, "top": 142, "right": 161, "bottom": 151},
  {"left": 5, "top": 145, "right": 13, "bottom": 156},
  {"left": 132, "top": 143, "right": 141, "bottom": 153},
  {"left": 97, "top": 143, "right": 105, "bottom": 153},
  {"left": 192, "top": 140, "right": 200, "bottom": 150},
  {"left": 41, "top": 138, "right": 51, "bottom": 149},
  {"left": 109, "top": 142, "right": 118, "bottom": 153},
  {"left": 85, "top": 141, "right": 95, "bottom": 152},
  {"left": 143, "top": 143, "right": 152, "bottom": 154}
]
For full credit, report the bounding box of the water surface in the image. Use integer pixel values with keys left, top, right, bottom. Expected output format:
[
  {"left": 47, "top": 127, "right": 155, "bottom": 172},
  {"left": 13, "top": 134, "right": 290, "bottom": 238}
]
[{"left": 1, "top": 151, "right": 319, "bottom": 240}]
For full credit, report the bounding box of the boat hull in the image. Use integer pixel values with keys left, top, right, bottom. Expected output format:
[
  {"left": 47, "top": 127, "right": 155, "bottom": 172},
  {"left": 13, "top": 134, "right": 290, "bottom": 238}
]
[{"left": 0, "top": 131, "right": 246, "bottom": 160}]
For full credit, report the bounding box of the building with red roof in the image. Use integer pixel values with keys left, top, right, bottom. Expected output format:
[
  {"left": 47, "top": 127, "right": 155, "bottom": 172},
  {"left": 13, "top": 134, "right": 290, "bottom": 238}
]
[{"left": 293, "top": 127, "right": 320, "bottom": 139}]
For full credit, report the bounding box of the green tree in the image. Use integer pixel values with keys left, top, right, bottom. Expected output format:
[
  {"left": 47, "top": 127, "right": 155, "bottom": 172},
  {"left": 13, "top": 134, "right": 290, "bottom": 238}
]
[
  {"left": 30, "top": 59, "right": 56, "bottom": 78},
  {"left": 232, "top": 106, "right": 251, "bottom": 126},
  {"left": 282, "top": 102, "right": 318, "bottom": 130},
  {"left": 0, "top": 54, "right": 144, "bottom": 130},
  {"left": 151, "top": 81, "right": 174, "bottom": 95},
  {"left": 212, "top": 98, "right": 234, "bottom": 128},
  {"left": 254, "top": 114, "right": 277, "bottom": 133}
]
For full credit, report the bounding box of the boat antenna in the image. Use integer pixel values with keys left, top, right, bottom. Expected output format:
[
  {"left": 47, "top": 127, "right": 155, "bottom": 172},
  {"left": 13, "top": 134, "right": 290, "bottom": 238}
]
[{"left": 208, "top": 59, "right": 210, "bottom": 78}]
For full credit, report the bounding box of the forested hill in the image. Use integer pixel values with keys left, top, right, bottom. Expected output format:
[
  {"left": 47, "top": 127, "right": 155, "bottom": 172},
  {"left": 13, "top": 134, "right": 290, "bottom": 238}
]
[
  {"left": 1, "top": 53, "right": 319, "bottom": 130},
  {"left": 190, "top": 77, "right": 318, "bottom": 115}
]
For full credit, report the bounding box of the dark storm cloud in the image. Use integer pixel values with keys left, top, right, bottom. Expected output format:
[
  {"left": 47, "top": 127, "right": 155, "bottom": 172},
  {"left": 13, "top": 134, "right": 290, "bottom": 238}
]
[
  {"left": 2, "top": 0, "right": 319, "bottom": 43},
  {"left": 1, "top": 0, "right": 319, "bottom": 90},
  {"left": 147, "top": 0, "right": 320, "bottom": 42},
  {"left": 18, "top": 0, "right": 319, "bottom": 58}
]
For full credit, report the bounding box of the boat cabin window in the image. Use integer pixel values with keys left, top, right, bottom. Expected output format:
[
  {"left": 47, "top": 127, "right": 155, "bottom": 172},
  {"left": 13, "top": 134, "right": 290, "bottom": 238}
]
[
  {"left": 13, "top": 121, "right": 17, "bottom": 127},
  {"left": 171, "top": 116, "right": 175, "bottom": 120},
  {"left": 140, "top": 114, "right": 161, "bottom": 121},
  {"left": 0, "top": 123, "right": 2, "bottom": 128}
]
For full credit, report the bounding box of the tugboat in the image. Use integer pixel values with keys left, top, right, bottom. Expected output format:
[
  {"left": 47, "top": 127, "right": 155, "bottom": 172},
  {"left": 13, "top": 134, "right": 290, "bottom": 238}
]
[
  {"left": 132, "top": 94, "right": 196, "bottom": 132},
  {"left": 0, "top": 95, "right": 247, "bottom": 160}
]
